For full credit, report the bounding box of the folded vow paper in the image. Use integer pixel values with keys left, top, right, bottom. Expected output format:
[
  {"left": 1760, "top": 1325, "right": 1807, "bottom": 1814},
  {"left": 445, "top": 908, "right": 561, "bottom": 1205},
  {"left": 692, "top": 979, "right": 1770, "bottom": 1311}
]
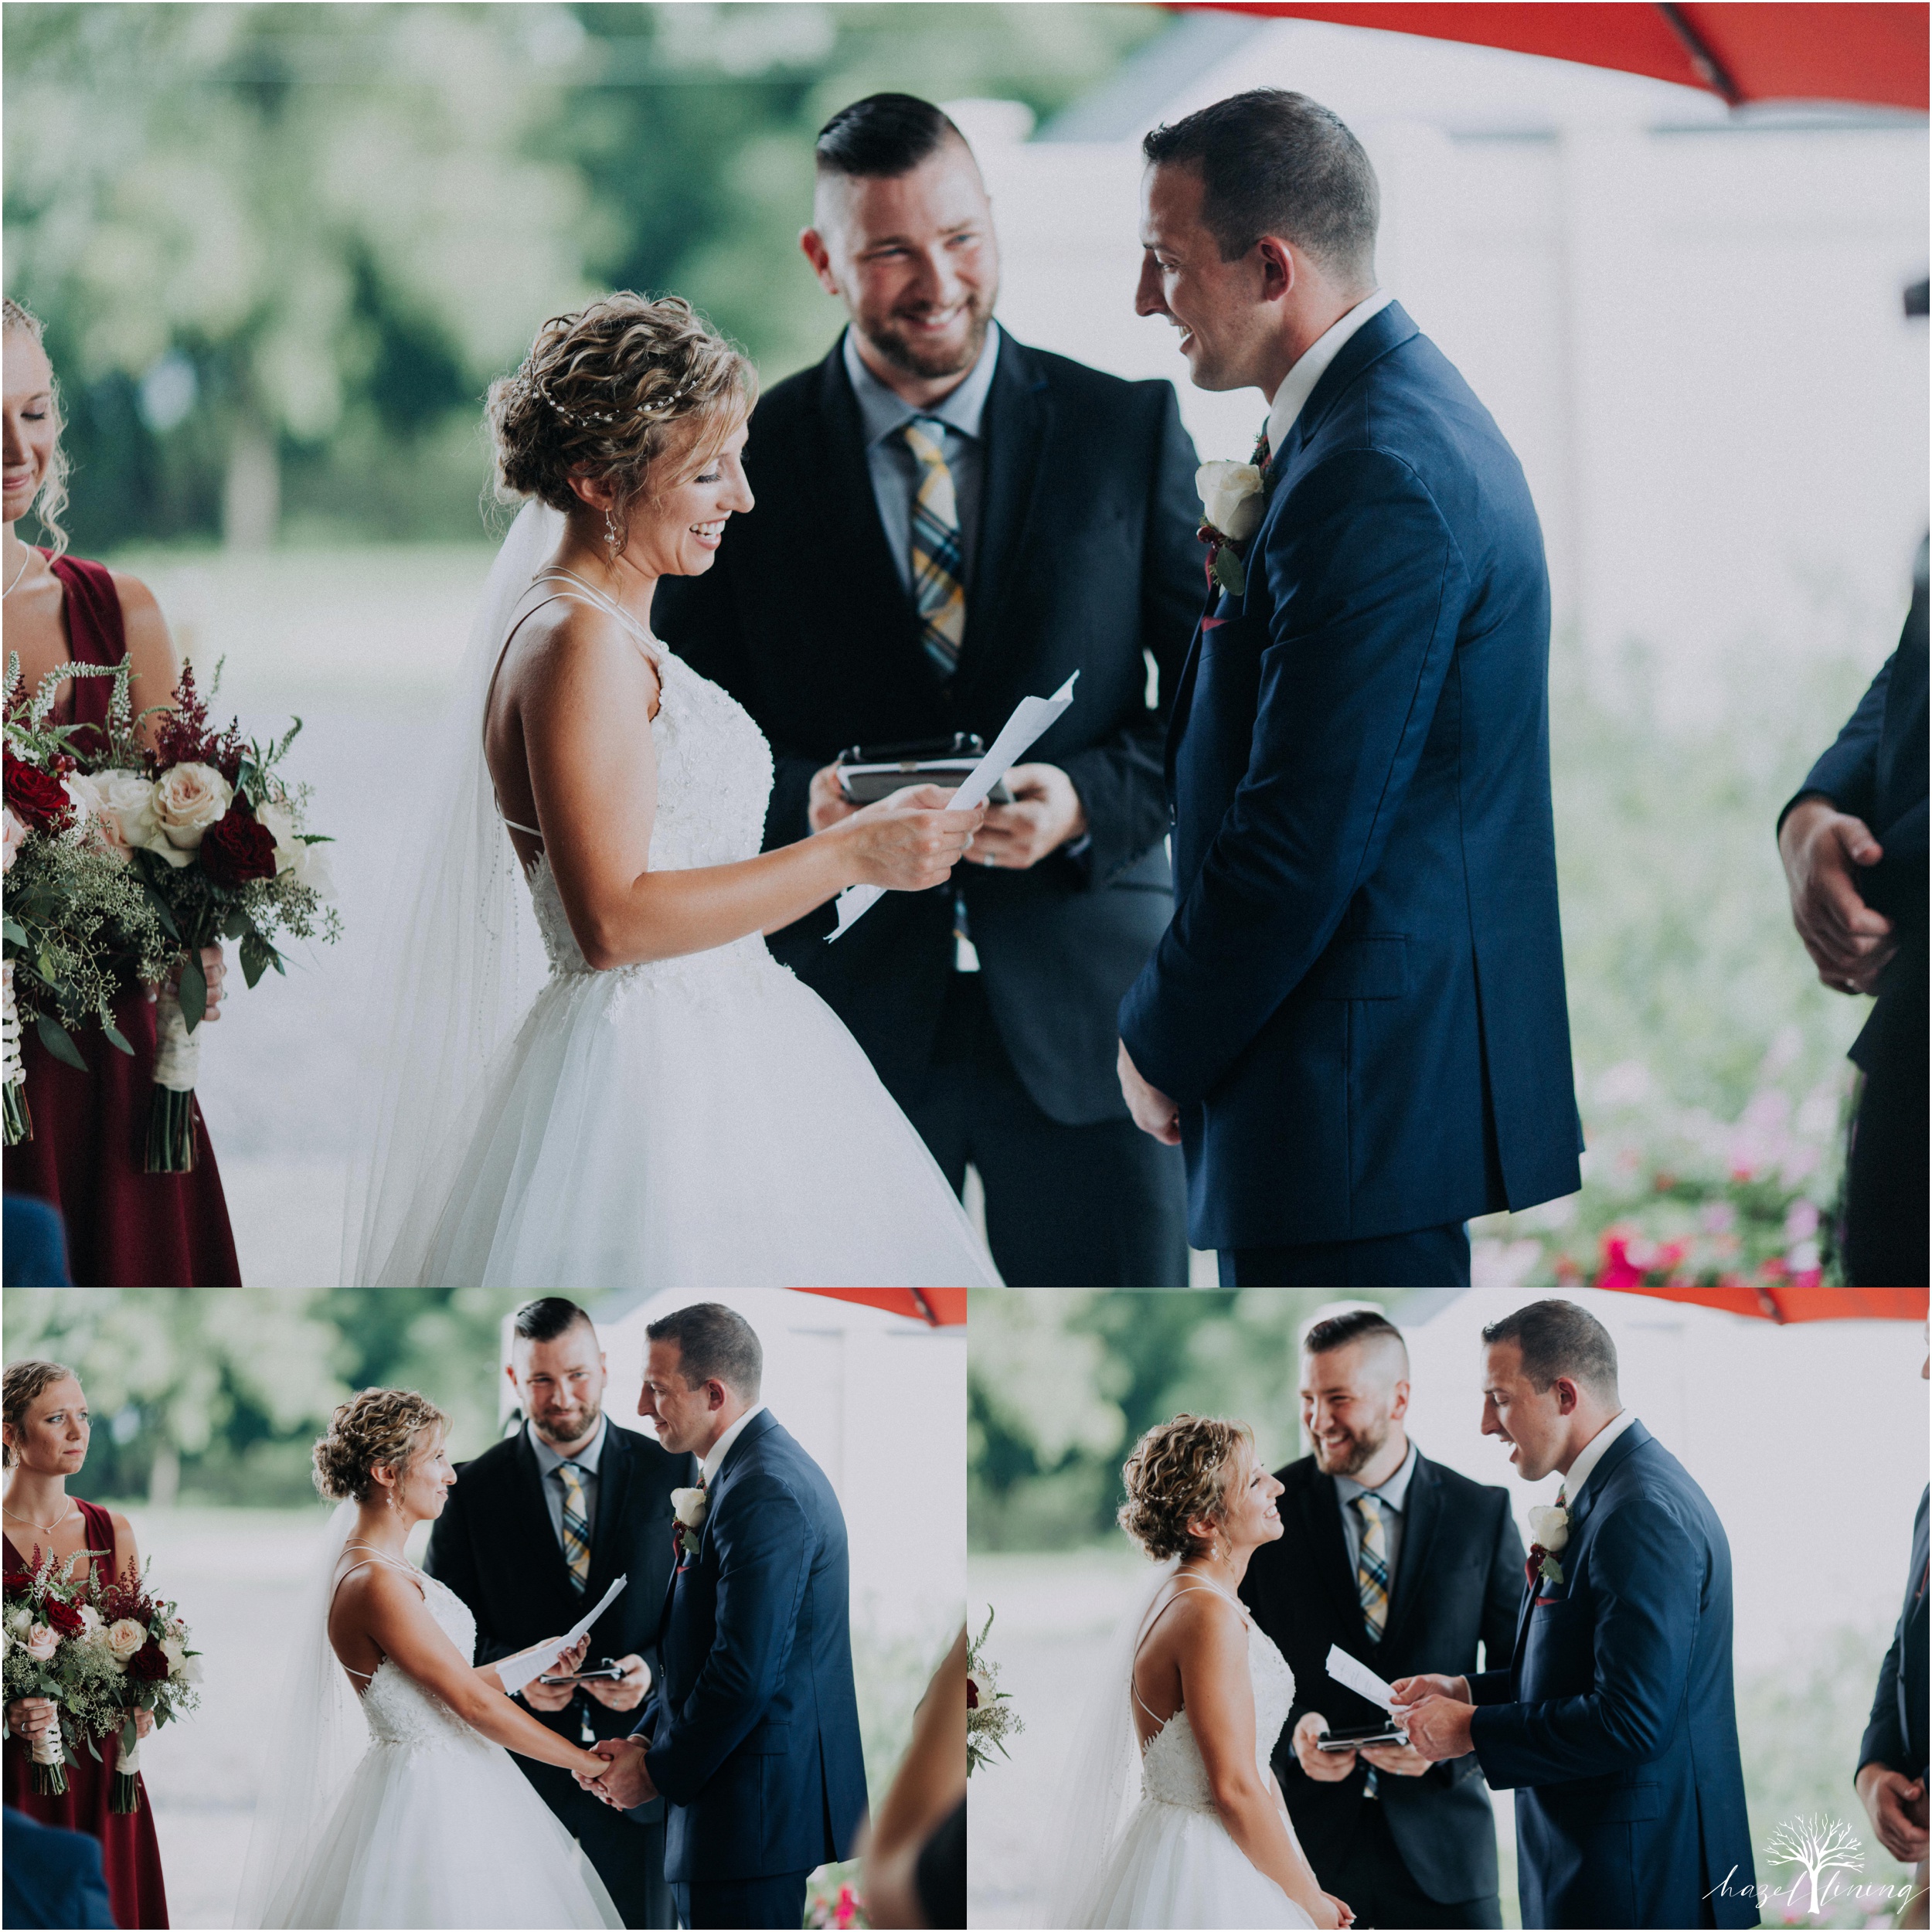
[{"left": 497, "top": 1573, "right": 628, "bottom": 1697}]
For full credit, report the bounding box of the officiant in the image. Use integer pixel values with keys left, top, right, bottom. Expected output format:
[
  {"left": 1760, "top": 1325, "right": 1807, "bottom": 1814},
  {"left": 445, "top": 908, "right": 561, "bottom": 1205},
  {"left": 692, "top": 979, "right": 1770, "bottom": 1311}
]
[
  {"left": 427, "top": 1297, "right": 692, "bottom": 1929},
  {"left": 655, "top": 92, "right": 1202, "bottom": 1287}
]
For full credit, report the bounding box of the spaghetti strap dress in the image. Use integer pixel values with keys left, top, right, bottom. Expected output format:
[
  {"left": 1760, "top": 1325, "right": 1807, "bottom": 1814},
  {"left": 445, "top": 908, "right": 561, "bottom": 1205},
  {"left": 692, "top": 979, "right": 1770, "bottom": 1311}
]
[
  {"left": 2, "top": 1498, "right": 172, "bottom": 1927},
  {"left": 2, "top": 551, "right": 242, "bottom": 1285}
]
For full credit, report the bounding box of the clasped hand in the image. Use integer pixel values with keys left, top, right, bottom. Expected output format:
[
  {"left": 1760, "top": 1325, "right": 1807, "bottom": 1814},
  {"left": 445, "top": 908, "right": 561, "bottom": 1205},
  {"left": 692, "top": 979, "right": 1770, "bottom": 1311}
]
[{"left": 575, "top": 1733, "right": 657, "bottom": 1811}]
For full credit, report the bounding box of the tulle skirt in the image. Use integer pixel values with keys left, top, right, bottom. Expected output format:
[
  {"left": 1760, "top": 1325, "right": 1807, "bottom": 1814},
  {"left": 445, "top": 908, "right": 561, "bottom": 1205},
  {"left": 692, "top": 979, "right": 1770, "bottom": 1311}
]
[
  {"left": 1082, "top": 1798, "right": 1315, "bottom": 1930},
  {"left": 264, "top": 1735, "right": 619, "bottom": 1930},
  {"left": 403, "top": 939, "right": 999, "bottom": 1287}
]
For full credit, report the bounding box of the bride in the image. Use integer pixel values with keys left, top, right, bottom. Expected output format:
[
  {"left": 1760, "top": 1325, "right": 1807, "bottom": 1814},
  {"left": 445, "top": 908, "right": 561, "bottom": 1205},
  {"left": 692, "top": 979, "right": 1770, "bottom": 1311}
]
[
  {"left": 1049, "top": 1415, "right": 1352, "bottom": 1930},
  {"left": 236, "top": 1389, "right": 621, "bottom": 1930},
  {"left": 346, "top": 292, "right": 998, "bottom": 1287}
]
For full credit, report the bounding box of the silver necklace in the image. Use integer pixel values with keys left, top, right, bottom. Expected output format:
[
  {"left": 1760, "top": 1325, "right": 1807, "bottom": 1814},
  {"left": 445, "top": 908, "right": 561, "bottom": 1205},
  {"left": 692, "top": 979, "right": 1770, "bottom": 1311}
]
[
  {"left": 1, "top": 549, "right": 32, "bottom": 600},
  {"left": 3, "top": 1498, "right": 75, "bottom": 1534}
]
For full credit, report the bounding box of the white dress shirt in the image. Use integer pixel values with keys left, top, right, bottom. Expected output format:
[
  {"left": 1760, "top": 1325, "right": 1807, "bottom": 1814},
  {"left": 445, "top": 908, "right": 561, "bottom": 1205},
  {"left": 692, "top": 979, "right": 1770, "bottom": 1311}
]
[
  {"left": 1561, "top": 1407, "right": 1640, "bottom": 1504},
  {"left": 1263, "top": 288, "right": 1396, "bottom": 459},
  {"left": 700, "top": 1402, "right": 768, "bottom": 1488}
]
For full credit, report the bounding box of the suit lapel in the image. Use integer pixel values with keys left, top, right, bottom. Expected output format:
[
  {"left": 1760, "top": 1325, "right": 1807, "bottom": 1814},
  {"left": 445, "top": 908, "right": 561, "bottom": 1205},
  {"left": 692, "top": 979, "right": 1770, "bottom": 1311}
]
[
  {"left": 953, "top": 339, "right": 1049, "bottom": 704},
  {"left": 586, "top": 1423, "right": 630, "bottom": 1607},
  {"left": 1301, "top": 1469, "right": 1362, "bottom": 1637},
  {"left": 512, "top": 1429, "right": 581, "bottom": 1618},
  {"left": 1379, "top": 1456, "right": 1438, "bottom": 1649}
]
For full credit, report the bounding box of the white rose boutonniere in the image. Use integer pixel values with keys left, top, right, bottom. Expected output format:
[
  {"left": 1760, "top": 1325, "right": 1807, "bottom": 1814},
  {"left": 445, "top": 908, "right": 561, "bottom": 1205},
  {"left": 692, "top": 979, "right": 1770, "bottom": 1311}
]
[
  {"left": 1195, "top": 459, "right": 1270, "bottom": 597},
  {"left": 671, "top": 1486, "right": 708, "bottom": 1559},
  {"left": 1526, "top": 1503, "right": 1570, "bottom": 1588}
]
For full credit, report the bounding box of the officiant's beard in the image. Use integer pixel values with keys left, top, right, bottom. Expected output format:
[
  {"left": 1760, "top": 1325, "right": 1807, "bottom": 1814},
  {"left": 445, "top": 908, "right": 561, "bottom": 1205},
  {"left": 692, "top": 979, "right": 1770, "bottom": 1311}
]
[
  {"left": 530, "top": 1396, "right": 603, "bottom": 1451},
  {"left": 1313, "top": 1417, "right": 1389, "bottom": 1478},
  {"left": 862, "top": 293, "right": 993, "bottom": 383}
]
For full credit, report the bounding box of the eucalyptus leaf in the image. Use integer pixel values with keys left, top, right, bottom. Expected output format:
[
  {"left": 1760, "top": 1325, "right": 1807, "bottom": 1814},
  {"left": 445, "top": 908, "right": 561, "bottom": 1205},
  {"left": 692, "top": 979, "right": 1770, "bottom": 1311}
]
[
  {"left": 102, "top": 1023, "right": 134, "bottom": 1056},
  {"left": 33, "top": 1013, "right": 87, "bottom": 1071},
  {"left": 2, "top": 917, "right": 26, "bottom": 947},
  {"left": 1212, "top": 547, "right": 1247, "bottom": 599},
  {"left": 178, "top": 951, "right": 208, "bottom": 1031}
]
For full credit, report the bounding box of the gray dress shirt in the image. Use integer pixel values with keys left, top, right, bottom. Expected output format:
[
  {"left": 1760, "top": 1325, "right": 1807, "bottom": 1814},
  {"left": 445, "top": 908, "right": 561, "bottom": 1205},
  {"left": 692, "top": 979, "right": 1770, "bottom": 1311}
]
[
  {"left": 1334, "top": 1437, "right": 1420, "bottom": 1589},
  {"left": 528, "top": 1412, "right": 608, "bottom": 1555},
  {"left": 841, "top": 321, "right": 1002, "bottom": 595}
]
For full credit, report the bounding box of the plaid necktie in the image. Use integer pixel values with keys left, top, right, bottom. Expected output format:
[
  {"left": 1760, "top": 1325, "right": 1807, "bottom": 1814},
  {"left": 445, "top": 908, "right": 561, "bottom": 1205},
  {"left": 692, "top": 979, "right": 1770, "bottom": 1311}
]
[
  {"left": 1355, "top": 1494, "right": 1389, "bottom": 1641},
  {"left": 557, "top": 1463, "right": 590, "bottom": 1597},
  {"left": 902, "top": 418, "right": 966, "bottom": 677}
]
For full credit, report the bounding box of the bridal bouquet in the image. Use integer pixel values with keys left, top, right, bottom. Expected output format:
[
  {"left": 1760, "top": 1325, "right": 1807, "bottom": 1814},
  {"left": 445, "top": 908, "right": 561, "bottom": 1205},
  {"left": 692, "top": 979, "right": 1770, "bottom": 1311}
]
[
  {"left": 1, "top": 1543, "right": 127, "bottom": 1796},
  {"left": 966, "top": 1607, "right": 1022, "bottom": 1776},
  {"left": 2, "top": 656, "right": 173, "bottom": 1145},
  {"left": 64, "top": 660, "right": 341, "bottom": 1170},
  {"left": 90, "top": 1563, "right": 202, "bottom": 1812}
]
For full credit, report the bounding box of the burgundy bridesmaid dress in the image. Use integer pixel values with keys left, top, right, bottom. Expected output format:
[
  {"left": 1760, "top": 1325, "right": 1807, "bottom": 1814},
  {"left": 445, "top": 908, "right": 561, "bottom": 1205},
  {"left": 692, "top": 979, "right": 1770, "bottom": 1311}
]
[
  {"left": 3, "top": 1498, "right": 172, "bottom": 1927},
  {"left": 2, "top": 551, "right": 242, "bottom": 1285}
]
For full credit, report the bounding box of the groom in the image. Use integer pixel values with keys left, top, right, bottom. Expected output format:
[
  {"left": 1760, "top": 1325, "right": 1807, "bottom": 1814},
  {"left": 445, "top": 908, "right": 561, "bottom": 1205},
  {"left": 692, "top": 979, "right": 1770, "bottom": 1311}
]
[
  {"left": 1395, "top": 1300, "right": 1757, "bottom": 1929},
  {"left": 583, "top": 1303, "right": 867, "bottom": 1930},
  {"left": 1115, "top": 89, "right": 1582, "bottom": 1287}
]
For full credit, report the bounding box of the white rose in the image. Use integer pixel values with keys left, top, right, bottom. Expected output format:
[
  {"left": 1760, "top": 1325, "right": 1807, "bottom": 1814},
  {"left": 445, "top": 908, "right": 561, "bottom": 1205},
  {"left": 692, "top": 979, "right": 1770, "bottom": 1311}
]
[
  {"left": 78, "top": 1604, "right": 105, "bottom": 1640},
  {"left": 90, "top": 768, "right": 168, "bottom": 857},
  {"left": 180, "top": 1653, "right": 204, "bottom": 1685},
  {"left": 6, "top": 1604, "right": 31, "bottom": 1637},
  {"left": 1, "top": 807, "right": 23, "bottom": 873},
  {"left": 1527, "top": 1504, "right": 1570, "bottom": 1553},
  {"left": 257, "top": 798, "right": 337, "bottom": 902},
  {"left": 670, "top": 1487, "right": 708, "bottom": 1529},
  {"left": 1196, "top": 460, "right": 1266, "bottom": 543},
  {"left": 152, "top": 763, "right": 233, "bottom": 850},
  {"left": 26, "top": 1622, "right": 60, "bottom": 1662},
  {"left": 105, "top": 1617, "right": 149, "bottom": 1661},
  {"left": 161, "top": 1636, "right": 186, "bottom": 1675}
]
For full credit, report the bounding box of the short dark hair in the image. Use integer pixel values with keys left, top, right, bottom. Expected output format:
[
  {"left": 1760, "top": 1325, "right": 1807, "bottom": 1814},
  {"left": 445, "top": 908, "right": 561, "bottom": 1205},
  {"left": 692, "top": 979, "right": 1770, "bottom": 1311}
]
[
  {"left": 816, "top": 92, "right": 964, "bottom": 179},
  {"left": 1304, "top": 1308, "right": 1407, "bottom": 1372},
  {"left": 646, "top": 1302, "right": 763, "bottom": 1401},
  {"left": 513, "top": 1296, "right": 594, "bottom": 1346},
  {"left": 1482, "top": 1300, "right": 1619, "bottom": 1400},
  {"left": 1142, "top": 88, "right": 1379, "bottom": 283}
]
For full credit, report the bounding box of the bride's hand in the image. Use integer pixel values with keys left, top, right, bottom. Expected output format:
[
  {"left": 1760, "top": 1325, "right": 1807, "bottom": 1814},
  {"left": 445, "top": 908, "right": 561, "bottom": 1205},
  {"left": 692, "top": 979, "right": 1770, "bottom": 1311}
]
[
  {"left": 838, "top": 784, "right": 985, "bottom": 893},
  {"left": 553, "top": 1635, "right": 591, "bottom": 1677},
  {"left": 1319, "top": 1892, "right": 1354, "bottom": 1929}
]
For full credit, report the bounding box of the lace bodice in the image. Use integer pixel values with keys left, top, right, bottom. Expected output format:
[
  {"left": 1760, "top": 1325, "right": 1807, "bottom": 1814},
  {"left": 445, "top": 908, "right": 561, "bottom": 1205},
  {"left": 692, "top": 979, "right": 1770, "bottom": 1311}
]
[
  {"left": 1138, "top": 1608, "right": 1297, "bottom": 1814},
  {"left": 358, "top": 1569, "right": 494, "bottom": 1758},
  {"left": 524, "top": 639, "right": 780, "bottom": 991}
]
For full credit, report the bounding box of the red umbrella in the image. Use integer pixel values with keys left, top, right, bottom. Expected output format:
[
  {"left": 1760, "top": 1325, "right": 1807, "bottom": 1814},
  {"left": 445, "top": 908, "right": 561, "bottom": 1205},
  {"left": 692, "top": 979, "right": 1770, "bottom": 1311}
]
[
  {"left": 1607, "top": 1286, "right": 1927, "bottom": 1322},
  {"left": 1182, "top": 4, "right": 1930, "bottom": 113},
  {"left": 787, "top": 1287, "right": 968, "bottom": 1326}
]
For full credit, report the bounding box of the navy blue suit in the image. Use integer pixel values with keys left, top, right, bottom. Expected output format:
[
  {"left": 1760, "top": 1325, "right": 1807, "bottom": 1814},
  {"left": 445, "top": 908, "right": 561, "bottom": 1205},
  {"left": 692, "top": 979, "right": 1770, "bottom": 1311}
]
[
  {"left": 2, "top": 1808, "right": 116, "bottom": 1930},
  {"left": 1119, "top": 301, "right": 1580, "bottom": 1272},
  {"left": 1859, "top": 1483, "right": 1930, "bottom": 1782},
  {"left": 1468, "top": 1422, "right": 1756, "bottom": 1929},
  {"left": 631, "top": 1410, "right": 866, "bottom": 1929}
]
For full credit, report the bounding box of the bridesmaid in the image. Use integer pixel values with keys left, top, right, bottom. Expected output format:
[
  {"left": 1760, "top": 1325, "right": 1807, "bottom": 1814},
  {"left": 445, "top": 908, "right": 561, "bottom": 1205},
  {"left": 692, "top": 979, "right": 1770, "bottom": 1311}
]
[
  {"left": 3, "top": 1357, "right": 170, "bottom": 1928},
  {"left": 1, "top": 296, "right": 240, "bottom": 1285}
]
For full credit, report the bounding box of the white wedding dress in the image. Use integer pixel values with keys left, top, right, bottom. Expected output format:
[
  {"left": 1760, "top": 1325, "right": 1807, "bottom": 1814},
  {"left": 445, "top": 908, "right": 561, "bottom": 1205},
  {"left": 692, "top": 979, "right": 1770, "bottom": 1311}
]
[
  {"left": 260, "top": 1558, "right": 619, "bottom": 1930},
  {"left": 355, "top": 511, "right": 998, "bottom": 1288},
  {"left": 1075, "top": 1583, "right": 1316, "bottom": 1930}
]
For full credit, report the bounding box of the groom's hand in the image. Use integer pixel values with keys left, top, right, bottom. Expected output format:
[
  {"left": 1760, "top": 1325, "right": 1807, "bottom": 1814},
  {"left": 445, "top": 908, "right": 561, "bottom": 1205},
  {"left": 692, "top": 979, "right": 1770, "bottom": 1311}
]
[
  {"left": 1779, "top": 797, "right": 1896, "bottom": 993},
  {"left": 1397, "top": 1695, "right": 1476, "bottom": 1763},
  {"left": 968, "top": 764, "right": 1087, "bottom": 869},
  {"left": 1117, "top": 1041, "right": 1181, "bottom": 1145},
  {"left": 581, "top": 1654, "right": 651, "bottom": 1712},
  {"left": 1859, "top": 1763, "right": 1930, "bottom": 1864},
  {"left": 581, "top": 1735, "right": 657, "bottom": 1810}
]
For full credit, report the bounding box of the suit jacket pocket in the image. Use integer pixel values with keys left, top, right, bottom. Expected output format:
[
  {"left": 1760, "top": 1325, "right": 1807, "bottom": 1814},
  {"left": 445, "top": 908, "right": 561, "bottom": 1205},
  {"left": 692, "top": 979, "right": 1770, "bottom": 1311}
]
[
  {"left": 1596, "top": 1782, "right": 1663, "bottom": 1824},
  {"left": 740, "top": 1720, "right": 791, "bottom": 1755},
  {"left": 1305, "top": 934, "right": 1410, "bottom": 1000}
]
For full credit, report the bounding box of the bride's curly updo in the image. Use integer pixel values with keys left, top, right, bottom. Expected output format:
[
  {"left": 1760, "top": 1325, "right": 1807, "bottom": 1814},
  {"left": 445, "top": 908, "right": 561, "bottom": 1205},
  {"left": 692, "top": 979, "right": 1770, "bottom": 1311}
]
[
  {"left": 487, "top": 293, "right": 757, "bottom": 547},
  {"left": 1117, "top": 1413, "right": 1253, "bottom": 1562},
  {"left": 312, "top": 1388, "right": 449, "bottom": 1503}
]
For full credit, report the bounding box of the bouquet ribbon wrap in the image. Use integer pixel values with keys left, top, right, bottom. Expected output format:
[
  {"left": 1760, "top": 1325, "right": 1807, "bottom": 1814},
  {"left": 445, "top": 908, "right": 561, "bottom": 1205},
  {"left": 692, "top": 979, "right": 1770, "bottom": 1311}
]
[
  {"left": 145, "top": 982, "right": 202, "bottom": 1171},
  {"left": 29, "top": 1713, "right": 66, "bottom": 1797},
  {"left": 110, "top": 1717, "right": 143, "bottom": 1815},
  {"left": 1, "top": 958, "right": 28, "bottom": 1145}
]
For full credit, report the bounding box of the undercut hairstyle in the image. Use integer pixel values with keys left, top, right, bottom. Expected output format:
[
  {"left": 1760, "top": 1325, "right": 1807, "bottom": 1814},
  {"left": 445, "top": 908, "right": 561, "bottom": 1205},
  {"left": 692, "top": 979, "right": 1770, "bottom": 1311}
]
[
  {"left": 815, "top": 92, "right": 966, "bottom": 179},
  {"left": 1303, "top": 1308, "right": 1409, "bottom": 1376},
  {"left": 1482, "top": 1300, "right": 1620, "bottom": 1401},
  {"left": 3, "top": 1359, "right": 77, "bottom": 1468},
  {"left": 1141, "top": 88, "right": 1379, "bottom": 284},
  {"left": 1117, "top": 1413, "right": 1253, "bottom": 1563},
  {"left": 312, "top": 1388, "right": 450, "bottom": 1503},
  {"left": 647, "top": 1302, "right": 763, "bottom": 1402},
  {"left": 513, "top": 1297, "right": 594, "bottom": 1346}
]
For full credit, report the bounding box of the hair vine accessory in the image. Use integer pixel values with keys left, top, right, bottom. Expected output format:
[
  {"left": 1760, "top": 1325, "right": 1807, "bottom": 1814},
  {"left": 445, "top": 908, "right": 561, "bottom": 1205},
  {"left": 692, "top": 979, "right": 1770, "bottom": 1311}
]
[{"left": 529, "top": 367, "right": 697, "bottom": 430}]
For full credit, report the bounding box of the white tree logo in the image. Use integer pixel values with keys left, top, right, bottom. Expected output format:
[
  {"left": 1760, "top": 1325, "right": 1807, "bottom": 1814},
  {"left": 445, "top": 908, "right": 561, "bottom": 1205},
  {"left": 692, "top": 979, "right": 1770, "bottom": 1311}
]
[{"left": 1765, "top": 1815, "right": 1865, "bottom": 1917}]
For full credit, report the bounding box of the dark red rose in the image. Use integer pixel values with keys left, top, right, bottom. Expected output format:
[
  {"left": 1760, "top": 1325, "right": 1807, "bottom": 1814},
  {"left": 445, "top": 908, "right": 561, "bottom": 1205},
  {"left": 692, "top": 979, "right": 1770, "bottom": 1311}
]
[
  {"left": 42, "top": 1597, "right": 84, "bottom": 1637},
  {"left": 199, "top": 807, "right": 278, "bottom": 887},
  {"left": 3, "top": 749, "right": 73, "bottom": 831},
  {"left": 966, "top": 1677, "right": 979, "bottom": 1710},
  {"left": 128, "top": 1639, "right": 171, "bottom": 1683}
]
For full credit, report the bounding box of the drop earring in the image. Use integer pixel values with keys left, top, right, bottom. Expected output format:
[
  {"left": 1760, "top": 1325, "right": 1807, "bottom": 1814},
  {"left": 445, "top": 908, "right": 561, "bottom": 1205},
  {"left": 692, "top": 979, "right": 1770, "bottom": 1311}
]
[{"left": 604, "top": 506, "right": 622, "bottom": 563}]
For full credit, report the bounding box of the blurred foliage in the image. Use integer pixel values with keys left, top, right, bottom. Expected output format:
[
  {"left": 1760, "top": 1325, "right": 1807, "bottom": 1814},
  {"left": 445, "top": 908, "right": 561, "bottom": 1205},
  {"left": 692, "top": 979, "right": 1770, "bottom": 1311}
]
[
  {"left": 2, "top": 1287, "right": 523, "bottom": 1505},
  {"left": 1471, "top": 631, "right": 1876, "bottom": 1289},
  {"left": 2, "top": 2, "right": 1165, "bottom": 551},
  {"left": 1737, "top": 1624, "right": 1919, "bottom": 1927},
  {"left": 969, "top": 1291, "right": 1420, "bottom": 1551}
]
